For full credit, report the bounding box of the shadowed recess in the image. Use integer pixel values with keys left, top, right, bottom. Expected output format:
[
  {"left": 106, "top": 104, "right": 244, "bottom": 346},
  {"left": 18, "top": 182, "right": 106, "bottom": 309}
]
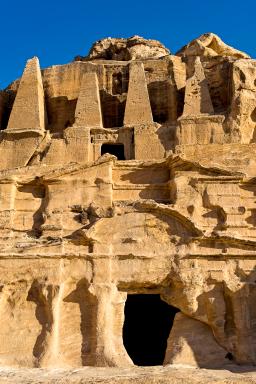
[
  {"left": 123, "top": 294, "right": 178, "bottom": 366},
  {"left": 101, "top": 143, "right": 125, "bottom": 160}
]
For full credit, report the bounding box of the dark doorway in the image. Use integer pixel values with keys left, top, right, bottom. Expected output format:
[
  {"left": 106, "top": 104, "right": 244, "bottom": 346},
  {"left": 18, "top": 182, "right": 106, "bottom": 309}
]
[
  {"left": 123, "top": 294, "right": 178, "bottom": 366},
  {"left": 101, "top": 143, "right": 125, "bottom": 160}
]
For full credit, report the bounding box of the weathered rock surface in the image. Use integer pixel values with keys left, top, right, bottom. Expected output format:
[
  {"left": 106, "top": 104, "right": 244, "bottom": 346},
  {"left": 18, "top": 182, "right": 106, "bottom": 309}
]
[
  {"left": 177, "top": 32, "right": 250, "bottom": 59},
  {"left": 83, "top": 35, "right": 170, "bottom": 61},
  {"left": 0, "top": 33, "right": 256, "bottom": 382},
  {"left": 1, "top": 366, "right": 256, "bottom": 384}
]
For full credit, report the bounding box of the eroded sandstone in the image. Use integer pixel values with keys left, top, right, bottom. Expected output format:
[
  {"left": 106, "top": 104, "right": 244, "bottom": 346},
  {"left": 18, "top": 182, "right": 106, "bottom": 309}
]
[{"left": 0, "top": 33, "right": 255, "bottom": 381}]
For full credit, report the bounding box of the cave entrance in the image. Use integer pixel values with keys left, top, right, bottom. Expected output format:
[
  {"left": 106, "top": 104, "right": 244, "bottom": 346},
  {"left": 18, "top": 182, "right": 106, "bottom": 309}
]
[
  {"left": 101, "top": 143, "right": 125, "bottom": 160},
  {"left": 123, "top": 294, "right": 178, "bottom": 366}
]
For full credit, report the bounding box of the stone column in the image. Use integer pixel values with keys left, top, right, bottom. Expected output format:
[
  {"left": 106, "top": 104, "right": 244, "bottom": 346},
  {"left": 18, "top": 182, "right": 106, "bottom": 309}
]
[
  {"left": 74, "top": 72, "right": 103, "bottom": 128},
  {"left": 182, "top": 57, "right": 214, "bottom": 116},
  {"left": 66, "top": 71, "right": 103, "bottom": 163},
  {"left": 7, "top": 57, "right": 46, "bottom": 134},
  {"left": 40, "top": 182, "right": 64, "bottom": 244},
  {"left": 0, "top": 181, "right": 16, "bottom": 241},
  {"left": 124, "top": 62, "right": 153, "bottom": 126},
  {"left": 89, "top": 257, "right": 132, "bottom": 367},
  {"left": 0, "top": 58, "right": 46, "bottom": 169}
]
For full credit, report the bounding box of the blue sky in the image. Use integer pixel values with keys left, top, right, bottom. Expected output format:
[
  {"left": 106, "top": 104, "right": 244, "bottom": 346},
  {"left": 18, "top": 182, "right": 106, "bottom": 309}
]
[{"left": 0, "top": 0, "right": 255, "bottom": 88}]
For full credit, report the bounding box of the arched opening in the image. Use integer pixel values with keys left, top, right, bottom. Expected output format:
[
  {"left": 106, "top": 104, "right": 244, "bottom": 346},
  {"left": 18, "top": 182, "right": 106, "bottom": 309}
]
[
  {"left": 123, "top": 294, "right": 178, "bottom": 366},
  {"left": 101, "top": 143, "right": 125, "bottom": 160}
]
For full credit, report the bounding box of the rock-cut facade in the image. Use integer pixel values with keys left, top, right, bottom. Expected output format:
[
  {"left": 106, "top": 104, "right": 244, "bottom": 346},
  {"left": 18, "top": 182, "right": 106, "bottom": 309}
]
[{"left": 0, "top": 33, "right": 256, "bottom": 369}]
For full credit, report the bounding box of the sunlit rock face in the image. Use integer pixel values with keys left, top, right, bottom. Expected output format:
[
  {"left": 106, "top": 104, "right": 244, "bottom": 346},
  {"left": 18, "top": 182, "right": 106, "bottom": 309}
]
[
  {"left": 80, "top": 35, "right": 170, "bottom": 61},
  {"left": 0, "top": 33, "right": 256, "bottom": 374}
]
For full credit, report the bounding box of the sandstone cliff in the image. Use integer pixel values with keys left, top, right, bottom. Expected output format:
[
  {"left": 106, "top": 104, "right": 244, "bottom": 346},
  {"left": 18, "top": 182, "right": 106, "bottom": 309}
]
[{"left": 0, "top": 33, "right": 255, "bottom": 380}]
